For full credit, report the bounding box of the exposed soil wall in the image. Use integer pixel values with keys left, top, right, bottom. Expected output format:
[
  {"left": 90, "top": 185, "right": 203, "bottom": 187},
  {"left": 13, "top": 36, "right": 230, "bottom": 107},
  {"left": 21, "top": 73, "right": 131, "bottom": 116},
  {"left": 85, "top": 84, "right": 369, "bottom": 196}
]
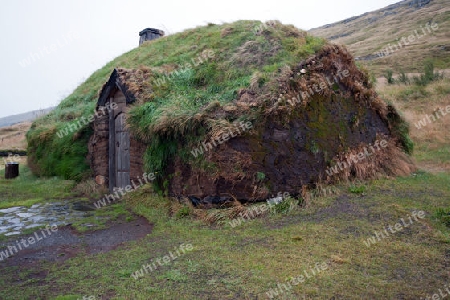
[{"left": 169, "top": 93, "right": 393, "bottom": 202}]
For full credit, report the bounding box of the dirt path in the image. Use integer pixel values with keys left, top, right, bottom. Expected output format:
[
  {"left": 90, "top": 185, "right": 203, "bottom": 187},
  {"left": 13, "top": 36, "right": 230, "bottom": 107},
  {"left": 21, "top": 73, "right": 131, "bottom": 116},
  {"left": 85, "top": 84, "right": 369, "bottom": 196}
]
[{"left": 0, "top": 216, "right": 153, "bottom": 267}]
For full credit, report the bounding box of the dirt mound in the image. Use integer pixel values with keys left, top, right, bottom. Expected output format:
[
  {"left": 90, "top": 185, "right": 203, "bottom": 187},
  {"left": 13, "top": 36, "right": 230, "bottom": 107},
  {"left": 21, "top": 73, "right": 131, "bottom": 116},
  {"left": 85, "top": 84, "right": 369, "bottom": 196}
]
[{"left": 169, "top": 45, "right": 415, "bottom": 203}]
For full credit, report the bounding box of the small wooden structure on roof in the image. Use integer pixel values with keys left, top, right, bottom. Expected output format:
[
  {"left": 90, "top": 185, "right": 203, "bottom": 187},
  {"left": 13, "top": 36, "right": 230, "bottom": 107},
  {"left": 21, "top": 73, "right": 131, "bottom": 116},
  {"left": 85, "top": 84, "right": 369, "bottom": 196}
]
[{"left": 139, "top": 28, "right": 164, "bottom": 45}]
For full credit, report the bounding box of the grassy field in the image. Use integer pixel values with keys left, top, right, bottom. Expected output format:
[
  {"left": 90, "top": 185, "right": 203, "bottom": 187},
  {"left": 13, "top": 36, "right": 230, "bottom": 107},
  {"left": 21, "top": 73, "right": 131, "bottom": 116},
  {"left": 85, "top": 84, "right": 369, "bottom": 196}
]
[
  {"left": 0, "top": 78, "right": 449, "bottom": 299},
  {"left": 0, "top": 122, "right": 30, "bottom": 151},
  {"left": 0, "top": 164, "right": 73, "bottom": 209},
  {"left": 0, "top": 171, "right": 449, "bottom": 299},
  {"left": 0, "top": 14, "right": 449, "bottom": 299}
]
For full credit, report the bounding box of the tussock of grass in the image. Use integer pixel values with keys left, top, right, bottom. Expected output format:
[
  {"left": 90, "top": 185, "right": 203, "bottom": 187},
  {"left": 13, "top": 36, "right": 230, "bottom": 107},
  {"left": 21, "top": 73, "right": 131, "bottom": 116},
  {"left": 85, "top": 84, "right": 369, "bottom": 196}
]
[
  {"left": 435, "top": 207, "right": 450, "bottom": 227},
  {"left": 72, "top": 179, "right": 108, "bottom": 199}
]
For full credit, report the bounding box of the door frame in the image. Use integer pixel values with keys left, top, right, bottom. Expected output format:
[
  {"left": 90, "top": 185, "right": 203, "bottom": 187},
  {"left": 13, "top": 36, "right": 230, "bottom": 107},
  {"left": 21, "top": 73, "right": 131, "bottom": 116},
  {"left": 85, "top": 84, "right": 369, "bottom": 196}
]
[{"left": 108, "top": 90, "right": 130, "bottom": 193}]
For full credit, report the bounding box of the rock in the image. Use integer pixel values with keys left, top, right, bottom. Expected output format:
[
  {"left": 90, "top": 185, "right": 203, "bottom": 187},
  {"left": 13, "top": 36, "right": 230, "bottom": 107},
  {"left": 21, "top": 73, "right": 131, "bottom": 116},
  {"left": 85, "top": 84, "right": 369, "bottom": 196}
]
[
  {"left": 8, "top": 218, "right": 21, "bottom": 225},
  {"left": 0, "top": 207, "right": 24, "bottom": 214},
  {"left": 5, "top": 231, "right": 21, "bottom": 236},
  {"left": 188, "top": 196, "right": 201, "bottom": 207},
  {"left": 95, "top": 175, "right": 106, "bottom": 185},
  {"left": 16, "top": 213, "right": 35, "bottom": 218},
  {"left": 0, "top": 200, "right": 97, "bottom": 236},
  {"left": 72, "top": 202, "right": 95, "bottom": 212}
]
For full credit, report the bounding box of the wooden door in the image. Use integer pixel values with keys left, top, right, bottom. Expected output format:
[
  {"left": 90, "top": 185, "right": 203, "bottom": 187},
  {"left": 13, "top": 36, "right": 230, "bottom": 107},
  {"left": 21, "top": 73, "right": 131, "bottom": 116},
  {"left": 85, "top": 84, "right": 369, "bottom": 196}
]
[
  {"left": 108, "top": 90, "right": 130, "bottom": 193},
  {"left": 115, "top": 113, "right": 130, "bottom": 189}
]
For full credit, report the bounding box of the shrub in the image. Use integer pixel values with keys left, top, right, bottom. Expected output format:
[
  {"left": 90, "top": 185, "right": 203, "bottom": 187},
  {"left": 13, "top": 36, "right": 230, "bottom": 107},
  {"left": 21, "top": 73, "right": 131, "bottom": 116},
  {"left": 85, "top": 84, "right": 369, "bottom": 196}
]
[
  {"left": 412, "top": 61, "right": 443, "bottom": 86},
  {"left": 175, "top": 206, "right": 191, "bottom": 219},
  {"left": 385, "top": 69, "right": 395, "bottom": 84},
  {"left": 435, "top": 208, "right": 450, "bottom": 227},
  {"left": 270, "top": 197, "right": 300, "bottom": 214},
  {"left": 349, "top": 184, "right": 366, "bottom": 194},
  {"left": 256, "top": 172, "right": 266, "bottom": 182},
  {"left": 398, "top": 71, "right": 410, "bottom": 85}
]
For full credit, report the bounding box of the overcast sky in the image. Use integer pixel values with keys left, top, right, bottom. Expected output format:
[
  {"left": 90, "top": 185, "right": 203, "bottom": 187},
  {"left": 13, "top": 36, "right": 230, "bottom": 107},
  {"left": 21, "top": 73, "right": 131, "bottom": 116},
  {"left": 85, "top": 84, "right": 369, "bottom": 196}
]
[{"left": 0, "top": 0, "right": 401, "bottom": 119}]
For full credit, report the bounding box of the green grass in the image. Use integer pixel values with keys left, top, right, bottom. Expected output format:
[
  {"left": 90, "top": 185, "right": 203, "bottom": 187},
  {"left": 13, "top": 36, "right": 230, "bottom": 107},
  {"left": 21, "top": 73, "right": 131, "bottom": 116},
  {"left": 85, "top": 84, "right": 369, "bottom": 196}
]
[
  {"left": 0, "top": 171, "right": 448, "bottom": 299},
  {"left": 414, "top": 144, "right": 450, "bottom": 165},
  {"left": 69, "top": 202, "right": 132, "bottom": 233},
  {"left": 348, "top": 184, "right": 366, "bottom": 194},
  {"left": 0, "top": 165, "right": 74, "bottom": 209},
  {"left": 435, "top": 207, "right": 450, "bottom": 227}
]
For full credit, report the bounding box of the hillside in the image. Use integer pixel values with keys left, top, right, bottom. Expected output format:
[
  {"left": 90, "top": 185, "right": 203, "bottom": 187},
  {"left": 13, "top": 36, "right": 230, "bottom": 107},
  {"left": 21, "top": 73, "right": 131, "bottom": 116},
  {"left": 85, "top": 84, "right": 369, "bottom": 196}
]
[
  {"left": 309, "top": 0, "right": 450, "bottom": 75},
  {"left": 0, "top": 122, "right": 30, "bottom": 151},
  {"left": 0, "top": 107, "right": 54, "bottom": 128}
]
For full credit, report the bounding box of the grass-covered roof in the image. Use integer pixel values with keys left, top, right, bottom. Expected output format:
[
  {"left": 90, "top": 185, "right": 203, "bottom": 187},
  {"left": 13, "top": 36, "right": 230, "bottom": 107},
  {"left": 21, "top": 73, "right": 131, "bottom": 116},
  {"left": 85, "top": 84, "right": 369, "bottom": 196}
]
[{"left": 27, "top": 20, "right": 328, "bottom": 180}]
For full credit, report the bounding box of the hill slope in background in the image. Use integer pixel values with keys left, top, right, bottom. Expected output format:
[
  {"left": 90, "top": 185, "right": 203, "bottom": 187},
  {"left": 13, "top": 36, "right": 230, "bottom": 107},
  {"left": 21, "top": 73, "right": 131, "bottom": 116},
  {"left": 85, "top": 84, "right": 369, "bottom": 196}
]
[
  {"left": 309, "top": 0, "right": 450, "bottom": 75},
  {"left": 0, "top": 122, "right": 31, "bottom": 151},
  {"left": 0, "top": 107, "right": 54, "bottom": 128}
]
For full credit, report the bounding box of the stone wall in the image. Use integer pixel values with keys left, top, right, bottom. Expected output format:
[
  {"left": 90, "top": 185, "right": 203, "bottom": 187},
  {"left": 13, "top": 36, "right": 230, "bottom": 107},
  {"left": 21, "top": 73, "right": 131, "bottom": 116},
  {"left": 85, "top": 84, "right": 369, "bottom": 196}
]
[
  {"left": 130, "top": 137, "right": 146, "bottom": 182},
  {"left": 88, "top": 110, "right": 109, "bottom": 185}
]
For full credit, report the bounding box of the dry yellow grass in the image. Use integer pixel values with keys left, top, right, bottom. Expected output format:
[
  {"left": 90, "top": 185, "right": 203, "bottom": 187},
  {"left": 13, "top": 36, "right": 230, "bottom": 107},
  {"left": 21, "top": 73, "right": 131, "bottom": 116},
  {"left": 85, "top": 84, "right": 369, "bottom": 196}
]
[
  {"left": 0, "top": 122, "right": 30, "bottom": 150},
  {"left": 376, "top": 78, "right": 450, "bottom": 172},
  {"left": 310, "top": 0, "right": 450, "bottom": 76}
]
